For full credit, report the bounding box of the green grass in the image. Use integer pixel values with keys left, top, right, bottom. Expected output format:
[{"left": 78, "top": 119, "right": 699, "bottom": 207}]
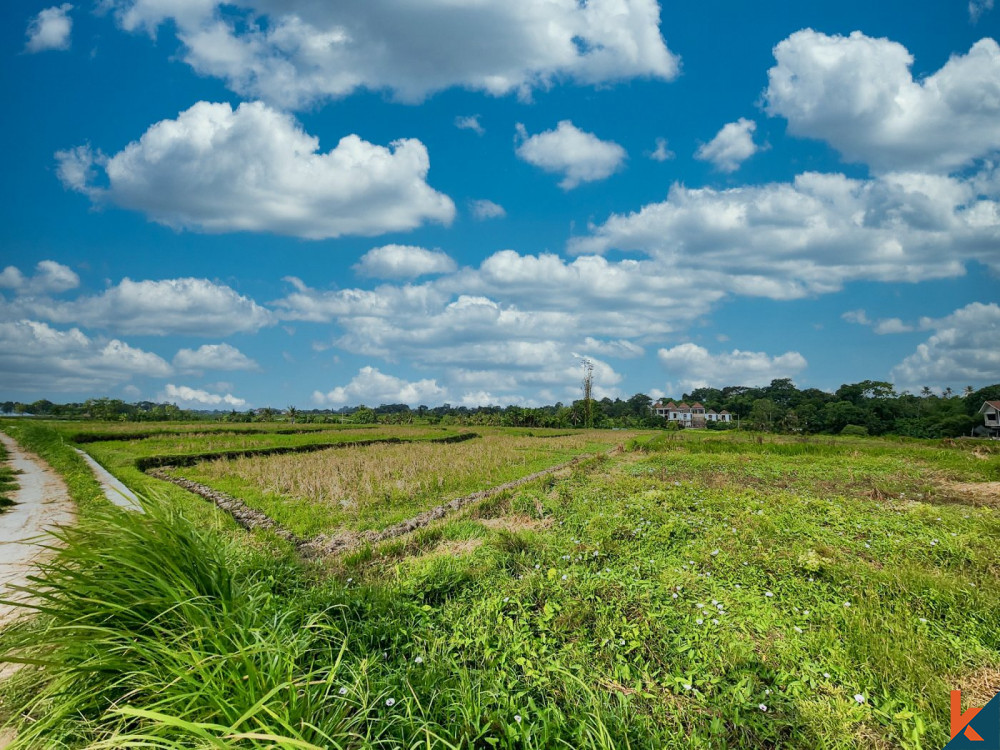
[
  {"left": 2, "top": 424, "right": 999, "bottom": 748},
  {"left": 165, "top": 430, "right": 639, "bottom": 536},
  {"left": 0, "top": 440, "right": 18, "bottom": 513}
]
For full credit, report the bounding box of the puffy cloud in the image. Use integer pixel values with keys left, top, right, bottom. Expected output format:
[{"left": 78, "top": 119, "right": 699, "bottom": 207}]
[
  {"left": 469, "top": 199, "right": 506, "bottom": 220},
  {"left": 572, "top": 170, "right": 1000, "bottom": 295},
  {"left": 765, "top": 30, "right": 1000, "bottom": 173},
  {"left": 695, "top": 118, "right": 760, "bottom": 173},
  {"left": 843, "top": 309, "right": 915, "bottom": 334},
  {"left": 0, "top": 319, "right": 171, "bottom": 393},
  {"left": 890, "top": 302, "right": 1000, "bottom": 390},
  {"left": 107, "top": 0, "right": 678, "bottom": 108},
  {"left": 353, "top": 245, "right": 457, "bottom": 280},
  {"left": 158, "top": 383, "right": 246, "bottom": 408},
  {"left": 873, "top": 318, "right": 914, "bottom": 335},
  {"left": 842, "top": 309, "right": 871, "bottom": 326},
  {"left": 455, "top": 115, "right": 484, "bottom": 135},
  {"left": 0, "top": 260, "right": 79, "bottom": 295},
  {"left": 658, "top": 343, "right": 807, "bottom": 391},
  {"left": 173, "top": 343, "right": 259, "bottom": 372},
  {"left": 4, "top": 277, "right": 273, "bottom": 336},
  {"left": 313, "top": 366, "right": 446, "bottom": 406},
  {"left": 25, "top": 4, "right": 73, "bottom": 53},
  {"left": 515, "top": 121, "right": 627, "bottom": 189},
  {"left": 648, "top": 137, "right": 675, "bottom": 162},
  {"left": 57, "top": 101, "right": 455, "bottom": 239}
]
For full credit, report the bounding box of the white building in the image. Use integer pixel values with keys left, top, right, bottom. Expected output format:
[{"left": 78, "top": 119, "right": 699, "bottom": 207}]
[
  {"left": 651, "top": 400, "right": 732, "bottom": 428},
  {"left": 980, "top": 400, "right": 1000, "bottom": 437}
]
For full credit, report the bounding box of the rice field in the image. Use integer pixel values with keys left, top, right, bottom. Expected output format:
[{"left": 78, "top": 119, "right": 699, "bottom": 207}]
[
  {"left": 2, "top": 422, "right": 999, "bottom": 748},
  {"left": 168, "top": 430, "right": 639, "bottom": 535}
]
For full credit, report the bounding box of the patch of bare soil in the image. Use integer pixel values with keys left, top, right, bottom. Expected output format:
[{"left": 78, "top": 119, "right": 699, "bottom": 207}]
[
  {"left": 931, "top": 480, "right": 1000, "bottom": 508},
  {"left": 479, "top": 515, "right": 553, "bottom": 533}
]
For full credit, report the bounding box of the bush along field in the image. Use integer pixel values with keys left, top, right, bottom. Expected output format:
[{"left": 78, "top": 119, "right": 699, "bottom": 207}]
[{"left": 1, "top": 424, "right": 998, "bottom": 748}]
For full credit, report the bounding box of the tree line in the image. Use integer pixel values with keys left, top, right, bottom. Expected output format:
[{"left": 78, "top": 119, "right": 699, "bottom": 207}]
[{"left": 3, "top": 379, "right": 999, "bottom": 438}]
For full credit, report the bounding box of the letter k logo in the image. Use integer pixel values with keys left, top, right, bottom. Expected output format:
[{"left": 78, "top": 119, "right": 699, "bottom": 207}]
[{"left": 953, "top": 691, "right": 985, "bottom": 741}]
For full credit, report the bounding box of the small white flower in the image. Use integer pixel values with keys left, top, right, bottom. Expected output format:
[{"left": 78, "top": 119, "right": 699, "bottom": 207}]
[
  {"left": 683, "top": 683, "right": 692, "bottom": 691},
  {"left": 503, "top": 597, "right": 509, "bottom": 603},
  {"left": 414, "top": 656, "right": 423, "bottom": 664},
  {"left": 385, "top": 698, "right": 396, "bottom": 707},
  {"left": 339, "top": 687, "right": 348, "bottom": 695},
  {"left": 930, "top": 539, "right": 938, "bottom": 546},
  {"left": 823, "top": 672, "right": 831, "bottom": 678},
  {"left": 759, "top": 704, "right": 768, "bottom": 711},
  {"left": 711, "top": 549, "right": 720, "bottom": 556},
  {"left": 696, "top": 603, "right": 705, "bottom": 609},
  {"left": 711, "top": 599, "right": 718, "bottom": 605},
  {"left": 854, "top": 694, "right": 865, "bottom": 704},
  {"left": 562, "top": 574, "right": 568, "bottom": 580},
  {"left": 803, "top": 610, "right": 809, "bottom": 616},
  {"left": 514, "top": 714, "right": 522, "bottom": 724},
  {"left": 794, "top": 626, "right": 803, "bottom": 634},
  {"left": 712, "top": 618, "right": 719, "bottom": 625},
  {"left": 696, "top": 618, "right": 704, "bottom": 624},
  {"left": 689, "top": 561, "right": 695, "bottom": 566},
  {"left": 764, "top": 591, "right": 774, "bottom": 598},
  {"left": 919, "top": 617, "right": 928, "bottom": 623},
  {"left": 672, "top": 593, "right": 678, "bottom": 599},
  {"left": 765, "top": 689, "right": 771, "bottom": 695}
]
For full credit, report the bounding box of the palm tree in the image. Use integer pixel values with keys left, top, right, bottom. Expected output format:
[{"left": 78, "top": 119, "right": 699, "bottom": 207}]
[
  {"left": 921, "top": 386, "right": 933, "bottom": 398},
  {"left": 286, "top": 405, "right": 298, "bottom": 424},
  {"left": 963, "top": 386, "right": 974, "bottom": 397},
  {"left": 943, "top": 387, "right": 953, "bottom": 398}
]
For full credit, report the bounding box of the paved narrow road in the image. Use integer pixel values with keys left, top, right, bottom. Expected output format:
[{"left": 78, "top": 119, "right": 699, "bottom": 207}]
[{"left": 0, "top": 433, "right": 75, "bottom": 627}]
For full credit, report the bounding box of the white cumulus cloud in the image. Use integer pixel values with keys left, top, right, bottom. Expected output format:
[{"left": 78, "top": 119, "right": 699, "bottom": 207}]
[
  {"left": 313, "top": 366, "right": 447, "bottom": 407},
  {"left": 56, "top": 101, "right": 455, "bottom": 239},
  {"left": 173, "top": 343, "right": 259, "bottom": 372},
  {"left": 765, "top": 30, "right": 1000, "bottom": 173},
  {"left": 649, "top": 137, "right": 675, "bottom": 162},
  {"left": 2, "top": 277, "right": 273, "bottom": 336},
  {"left": 158, "top": 383, "right": 247, "bottom": 408},
  {"left": 695, "top": 118, "right": 760, "bottom": 173},
  {"left": 658, "top": 343, "right": 807, "bottom": 391},
  {"left": 353, "top": 245, "right": 457, "bottom": 280},
  {"left": 25, "top": 4, "right": 73, "bottom": 53},
  {"left": 0, "top": 260, "right": 79, "bottom": 295},
  {"left": 515, "top": 121, "right": 627, "bottom": 189},
  {"left": 106, "top": 0, "right": 678, "bottom": 108},
  {"left": 572, "top": 170, "right": 1000, "bottom": 295},
  {"left": 0, "top": 319, "right": 171, "bottom": 393},
  {"left": 890, "top": 302, "right": 1000, "bottom": 390}
]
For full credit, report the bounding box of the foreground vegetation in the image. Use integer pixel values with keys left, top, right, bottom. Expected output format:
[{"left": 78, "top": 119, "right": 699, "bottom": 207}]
[
  {"left": 1, "top": 423, "right": 998, "bottom": 748},
  {"left": 0, "top": 441, "right": 17, "bottom": 513}
]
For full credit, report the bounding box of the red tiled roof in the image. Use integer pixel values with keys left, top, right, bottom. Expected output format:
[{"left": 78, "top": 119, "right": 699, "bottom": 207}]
[
  {"left": 677, "top": 402, "right": 689, "bottom": 409},
  {"left": 691, "top": 402, "right": 703, "bottom": 408}
]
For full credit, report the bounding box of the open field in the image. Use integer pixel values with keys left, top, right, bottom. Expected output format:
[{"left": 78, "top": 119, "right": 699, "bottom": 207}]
[
  {"left": 167, "top": 430, "right": 637, "bottom": 535},
  {"left": 1, "top": 422, "right": 999, "bottom": 748}
]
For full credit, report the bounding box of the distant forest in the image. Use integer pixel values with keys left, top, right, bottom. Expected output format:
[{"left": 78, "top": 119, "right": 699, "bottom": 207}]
[{"left": 5, "top": 379, "right": 1000, "bottom": 439}]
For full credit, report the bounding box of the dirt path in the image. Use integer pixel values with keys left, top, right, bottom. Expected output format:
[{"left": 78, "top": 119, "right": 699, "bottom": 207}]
[{"left": 0, "top": 433, "right": 76, "bottom": 627}]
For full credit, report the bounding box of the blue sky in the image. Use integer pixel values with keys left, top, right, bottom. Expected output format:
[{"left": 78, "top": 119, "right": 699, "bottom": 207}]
[{"left": 1, "top": 0, "right": 998, "bottom": 410}]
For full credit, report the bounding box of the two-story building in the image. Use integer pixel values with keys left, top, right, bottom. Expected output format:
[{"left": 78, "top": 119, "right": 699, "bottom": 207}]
[
  {"left": 980, "top": 401, "right": 1000, "bottom": 437},
  {"left": 651, "top": 400, "right": 732, "bottom": 428}
]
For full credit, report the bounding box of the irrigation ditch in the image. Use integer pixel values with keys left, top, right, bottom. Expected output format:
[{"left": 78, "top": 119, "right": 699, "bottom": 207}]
[{"left": 125, "top": 431, "right": 608, "bottom": 560}]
